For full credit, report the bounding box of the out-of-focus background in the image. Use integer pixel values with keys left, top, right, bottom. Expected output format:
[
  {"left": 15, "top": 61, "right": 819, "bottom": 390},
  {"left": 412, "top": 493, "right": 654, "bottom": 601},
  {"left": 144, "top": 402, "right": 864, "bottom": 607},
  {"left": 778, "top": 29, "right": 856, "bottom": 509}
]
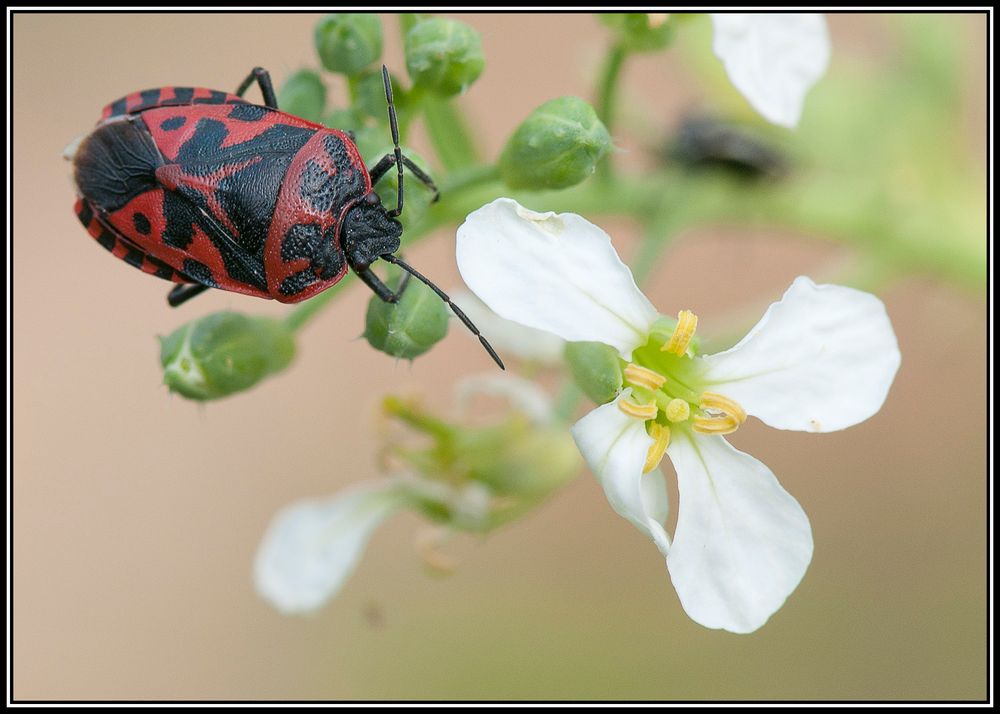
[{"left": 13, "top": 13, "right": 987, "bottom": 701}]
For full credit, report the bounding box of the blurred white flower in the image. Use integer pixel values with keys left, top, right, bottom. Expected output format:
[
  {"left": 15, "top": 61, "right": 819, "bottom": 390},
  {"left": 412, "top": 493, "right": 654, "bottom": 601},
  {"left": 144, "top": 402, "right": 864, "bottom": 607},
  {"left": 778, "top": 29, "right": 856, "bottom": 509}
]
[
  {"left": 254, "top": 372, "right": 577, "bottom": 615},
  {"left": 710, "top": 13, "right": 830, "bottom": 128},
  {"left": 451, "top": 289, "right": 566, "bottom": 364},
  {"left": 254, "top": 481, "right": 408, "bottom": 615},
  {"left": 457, "top": 198, "right": 900, "bottom": 633}
]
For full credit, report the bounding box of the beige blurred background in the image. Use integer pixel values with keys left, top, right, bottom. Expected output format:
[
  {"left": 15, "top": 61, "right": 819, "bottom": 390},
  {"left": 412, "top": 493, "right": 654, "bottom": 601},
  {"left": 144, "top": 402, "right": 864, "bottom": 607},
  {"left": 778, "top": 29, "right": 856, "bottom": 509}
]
[{"left": 13, "top": 13, "right": 987, "bottom": 700}]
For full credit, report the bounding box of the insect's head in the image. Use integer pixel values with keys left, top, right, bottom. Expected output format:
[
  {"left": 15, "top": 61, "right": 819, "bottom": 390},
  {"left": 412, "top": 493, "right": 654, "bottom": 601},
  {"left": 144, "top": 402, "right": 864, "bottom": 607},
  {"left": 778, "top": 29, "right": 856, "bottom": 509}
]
[{"left": 341, "top": 191, "right": 402, "bottom": 271}]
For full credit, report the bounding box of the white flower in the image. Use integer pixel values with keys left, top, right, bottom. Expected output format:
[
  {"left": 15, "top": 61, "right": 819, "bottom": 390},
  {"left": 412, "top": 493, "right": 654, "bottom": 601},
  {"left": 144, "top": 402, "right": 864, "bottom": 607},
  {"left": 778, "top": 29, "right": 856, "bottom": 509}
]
[
  {"left": 253, "top": 374, "right": 572, "bottom": 614},
  {"left": 253, "top": 481, "right": 408, "bottom": 615},
  {"left": 457, "top": 198, "right": 900, "bottom": 633},
  {"left": 253, "top": 475, "right": 498, "bottom": 614},
  {"left": 710, "top": 13, "right": 830, "bottom": 129}
]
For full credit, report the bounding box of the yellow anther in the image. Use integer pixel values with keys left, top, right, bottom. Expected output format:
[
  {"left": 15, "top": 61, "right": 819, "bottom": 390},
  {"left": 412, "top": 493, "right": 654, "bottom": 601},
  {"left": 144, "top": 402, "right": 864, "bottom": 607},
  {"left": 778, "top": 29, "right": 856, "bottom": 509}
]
[
  {"left": 624, "top": 363, "right": 666, "bottom": 391},
  {"left": 643, "top": 423, "right": 671, "bottom": 474},
  {"left": 662, "top": 310, "right": 698, "bottom": 356},
  {"left": 665, "top": 398, "right": 691, "bottom": 423},
  {"left": 618, "top": 398, "right": 658, "bottom": 420},
  {"left": 692, "top": 414, "right": 741, "bottom": 435},
  {"left": 700, "top": 392, "right": 747, "bottom": 424}
]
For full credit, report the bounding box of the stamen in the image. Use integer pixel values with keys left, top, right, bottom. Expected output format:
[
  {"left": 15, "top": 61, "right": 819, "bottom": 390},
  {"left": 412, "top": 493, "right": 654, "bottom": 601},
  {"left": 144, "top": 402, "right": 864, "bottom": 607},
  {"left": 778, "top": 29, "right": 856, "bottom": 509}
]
[
  {"left": 624, "top": 363, "right": 666, "bottom": 391},
  {"left": 662, "top": 310, "right": 698, "bottom": 356},
  {"left": 415, "top": 527, "right": 458, "bottom": 575},
  {"left": 643, "top": 423, "right": 671, "bottom": 474},
  {"left": 700, "top": 392, "right": 747, "bottom": 424},
  {"left": 618, "top": 398, "right": 658, "bottom": 420},
  {"left": 692, "top": 414, "right": 741, "bottom": 435},
  {"left": 665, "top": 398, "right": 691, "bottom": 423}
]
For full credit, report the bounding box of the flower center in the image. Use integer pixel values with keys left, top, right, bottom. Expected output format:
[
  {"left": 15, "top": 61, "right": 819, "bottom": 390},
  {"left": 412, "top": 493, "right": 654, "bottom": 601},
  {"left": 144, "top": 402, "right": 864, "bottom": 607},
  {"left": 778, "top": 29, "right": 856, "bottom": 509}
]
[{"left": 616, "top": 310, "right": 746, "bottom": 472}]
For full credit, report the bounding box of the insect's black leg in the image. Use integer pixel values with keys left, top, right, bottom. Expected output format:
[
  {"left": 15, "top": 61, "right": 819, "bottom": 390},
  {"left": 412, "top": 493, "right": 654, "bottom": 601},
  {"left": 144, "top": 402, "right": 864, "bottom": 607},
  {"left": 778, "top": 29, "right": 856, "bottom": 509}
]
[
  {"left": 235, "top": 67, "right": 279, "bottom": 109},
  {"left": 167, "top": 283, "right": 210, "bottom": 307},
  {"left": 368, "top": 154, "right": 396, "bottom": 184},
  {"left": 356, "top": 265, "right": 411, "bottom": 303},
  {"left": 368, "top": 154, "right": 440, "bottom": 202},
  {"left": 380, "top": 254, "right": 504, "bottom": 370},
  {"left": 400, "top": 155, "right": 440, "bottom": 202}
]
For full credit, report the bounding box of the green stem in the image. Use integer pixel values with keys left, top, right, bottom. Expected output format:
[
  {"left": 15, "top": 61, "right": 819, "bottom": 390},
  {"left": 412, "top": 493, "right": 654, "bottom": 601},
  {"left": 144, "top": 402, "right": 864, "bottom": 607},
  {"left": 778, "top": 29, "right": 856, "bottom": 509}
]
[
  {"left": 423, "top": 95, "right": 480, "bottom": 171},
  {"left": 284, "top": 277, "right": 355, "bottom": 332},
  {"left": 595, "top": 42, "right": 628, "bottom": 182},
  {"left": 287, "top": 158, "right": 981, "bottom": 333},
  {"left": 596, "top": 41, "right": 627, "bottom": 131},
  {"left": 383, "top": 395, "right": 454, "bottom": 439}
]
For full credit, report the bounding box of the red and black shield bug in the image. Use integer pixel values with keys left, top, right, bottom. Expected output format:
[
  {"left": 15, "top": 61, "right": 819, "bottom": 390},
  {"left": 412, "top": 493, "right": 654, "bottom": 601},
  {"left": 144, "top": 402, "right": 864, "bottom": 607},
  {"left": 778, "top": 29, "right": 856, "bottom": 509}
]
[{"left": 70, "top": 66, "right": 503, "bottom": 369}]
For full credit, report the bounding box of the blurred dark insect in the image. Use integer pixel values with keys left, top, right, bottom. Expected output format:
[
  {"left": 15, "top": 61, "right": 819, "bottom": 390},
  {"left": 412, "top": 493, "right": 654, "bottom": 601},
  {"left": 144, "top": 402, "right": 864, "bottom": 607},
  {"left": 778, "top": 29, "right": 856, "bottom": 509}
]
[
  {"left": 667, "top": 116, "right": 788, "bottom": 179},
  {"left": 363, "top": 600, "right": 385, "bottom": 629}
]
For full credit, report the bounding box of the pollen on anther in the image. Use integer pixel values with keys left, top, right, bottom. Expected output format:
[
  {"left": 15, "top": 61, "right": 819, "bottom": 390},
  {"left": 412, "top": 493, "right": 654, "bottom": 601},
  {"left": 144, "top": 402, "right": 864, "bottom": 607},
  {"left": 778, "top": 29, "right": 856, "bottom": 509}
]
[
  {"left": 643, "top": 423, "right": 671, "bottom": 474},
  {"left": 624, "top": 363, "right": 666, "bottom": 391},
  {"left": 663, "top": 310, "right": 698, "bottom": 356},
  {"left": 618, "top": 398, "right": 658, "bottom": 420},
  {"left": 700, "top": 392, "right": 747, "bottom": 424},
  {"left": 692, "top": 414, "right": 741, "bottom": 435}
]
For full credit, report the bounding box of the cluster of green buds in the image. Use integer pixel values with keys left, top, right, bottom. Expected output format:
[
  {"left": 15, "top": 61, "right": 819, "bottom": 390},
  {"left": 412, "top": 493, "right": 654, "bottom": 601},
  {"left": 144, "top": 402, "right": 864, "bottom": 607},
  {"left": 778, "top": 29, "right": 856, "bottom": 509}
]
[{"left": 381, "top": 392, "right": 580, "bottom": 534}]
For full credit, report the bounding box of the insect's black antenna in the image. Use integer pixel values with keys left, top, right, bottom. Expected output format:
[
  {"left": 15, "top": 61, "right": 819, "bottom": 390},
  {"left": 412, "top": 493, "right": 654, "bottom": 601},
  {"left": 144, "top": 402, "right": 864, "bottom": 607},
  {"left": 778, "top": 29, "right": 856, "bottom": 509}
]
[
  {"left": 382, "top": 65, "right": 405, "bottom": 218},
  {"left": 381, "top": 253, "right": 505, "bottom": 371}
]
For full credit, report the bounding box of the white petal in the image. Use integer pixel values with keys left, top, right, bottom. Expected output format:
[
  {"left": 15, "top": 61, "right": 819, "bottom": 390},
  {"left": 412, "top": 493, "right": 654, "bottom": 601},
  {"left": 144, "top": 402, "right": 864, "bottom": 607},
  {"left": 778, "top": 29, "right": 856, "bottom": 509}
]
[
  {"left": 454, "top": 372, "right": 555, "bottom": 425},
  {"left": 666, "top": 433, "right": 812, "bottom": 634},
  {"left": 700, "top": 276, "right": 900, "bottom": 432},
  {"left": 457, "top": 198, "right": 659, "bottom": 360},
  {"left": 711, "top": 13, "right": 830, "bottom": 129},
  {"left": 451, "top": 289, "right": 566, "bottom": 364},
  {"left": 571, "top": 392, "right": 671, "bottom": 555},
  {"left": 253, "top": 481, "right": 407, "bottom": 615},
  {"left": 641, "top": 468, "right": 671, "bottom": 542}
]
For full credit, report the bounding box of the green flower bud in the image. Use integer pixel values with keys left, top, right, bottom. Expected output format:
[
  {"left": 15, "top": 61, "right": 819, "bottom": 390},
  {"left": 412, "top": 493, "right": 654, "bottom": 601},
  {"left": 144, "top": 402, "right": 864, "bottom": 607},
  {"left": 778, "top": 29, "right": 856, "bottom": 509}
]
[
  {"left": 277, "top": 69, "right": 327, "bottom": 124},
  {"left": 363, "top": 269, "right": 448, "bottom": 360},
  {"left": 314, "top": 13, "right": 383, "bottom": 76},
  {"left": 405, "top": 18, "right": 485, "bottom": 96},
  {"left": 499, "top": 97, "right": 611, "bottom": 190},
  {"left": 159, "top": 313, "right": 295, "bottom": 401},
  {"left": 564, "top": 341, "right": 622, "bottom": 405},
  {"left": 455, "top": 421, "right": 579, "bottom": 525},
  {"left": 599, "top": 13, "right": 676, "bottom": 52},
  {"left": 363, "top": 144, "right": 436, "bottom": 226}
]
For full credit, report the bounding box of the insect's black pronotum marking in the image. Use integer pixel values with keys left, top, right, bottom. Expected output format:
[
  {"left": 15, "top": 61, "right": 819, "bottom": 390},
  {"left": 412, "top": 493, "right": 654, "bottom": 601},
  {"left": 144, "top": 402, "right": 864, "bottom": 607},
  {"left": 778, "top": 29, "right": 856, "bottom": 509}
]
[
  {"left": 133, "top": 212, "right": 151, "bottom": 234},
  {"left": 160, "top": 116, "right": 186, "bottom": 131}
]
